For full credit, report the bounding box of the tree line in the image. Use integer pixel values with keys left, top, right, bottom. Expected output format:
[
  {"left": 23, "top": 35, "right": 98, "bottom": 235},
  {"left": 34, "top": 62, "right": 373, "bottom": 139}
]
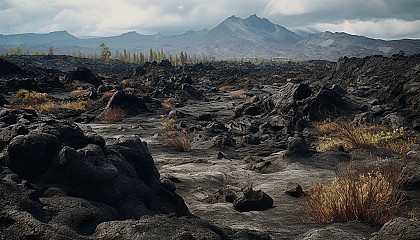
[
  {"left": 2, "top": 44, "right": 273, "bottom": 65},
  {"left": 1, "top": 44, "right": 215, "bottom": 66}
]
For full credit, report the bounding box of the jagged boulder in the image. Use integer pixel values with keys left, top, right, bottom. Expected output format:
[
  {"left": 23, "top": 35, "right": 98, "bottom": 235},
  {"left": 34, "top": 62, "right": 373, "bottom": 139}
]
[
  {"left": 233, "top": 189, "right": 273, "bottom": 212},
  {"left": 96, "top": 91, "right": 149, "bottom": 121},
  {"left": 64, "top": 66, "right": 102, "bottom": 86},
  {"left": 0, "top": 58, "right": 22, "bottom": 77},
  {"left": 296, "top": 221, "right": 377, "bottom": 240},
  {"left": 371, "top": 217, "right": 420, "bottom": 240},
  {"left": 0, "top": 108, "right": 189, "bottom": 238},
  {"left": 0, "top": 94, "right": 8, "bottom": 106}
]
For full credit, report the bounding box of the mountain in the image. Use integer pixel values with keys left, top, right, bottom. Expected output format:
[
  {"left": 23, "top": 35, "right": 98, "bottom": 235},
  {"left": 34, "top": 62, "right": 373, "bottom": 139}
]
[{"left": 1, "top": 15, "right": 420, "bottom": 60}]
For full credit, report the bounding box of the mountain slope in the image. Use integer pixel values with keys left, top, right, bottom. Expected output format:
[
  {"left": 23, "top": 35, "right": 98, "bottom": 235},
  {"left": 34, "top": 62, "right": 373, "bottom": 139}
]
[{"left": 1, "top": 15, "right": 420, "bottom": 60}]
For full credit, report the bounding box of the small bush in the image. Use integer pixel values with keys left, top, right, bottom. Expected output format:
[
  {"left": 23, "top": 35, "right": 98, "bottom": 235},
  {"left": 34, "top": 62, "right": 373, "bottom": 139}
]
[
  {"left": 316, "top": 120, "right": 418, "bottom": 155},
  {"left": 229, "top": 90, "right": 247, "bottom": 99},
  {"left": 98, "top": 107, "right": 127, "bottom": 124},
  {"left": 219, "top": 85, "right": 234, "bottom": 91},
  {"left": 302, "top": 168, "right": 402, "bottom": 225}
]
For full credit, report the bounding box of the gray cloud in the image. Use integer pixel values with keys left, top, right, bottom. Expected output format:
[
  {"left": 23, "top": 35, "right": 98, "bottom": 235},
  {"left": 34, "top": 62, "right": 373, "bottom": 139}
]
[{"left": 0, "top": 0, "right": 419, "bottom": 39}]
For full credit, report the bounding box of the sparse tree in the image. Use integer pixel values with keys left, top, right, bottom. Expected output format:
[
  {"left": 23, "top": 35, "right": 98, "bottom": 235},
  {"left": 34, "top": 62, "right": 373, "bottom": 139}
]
[
  {"left": 48, "top": 46, "right": 54, "bottom": 55},
  {"left": 99, "top": 43, "right": 111, "bottom": 61},
  {"left": 140, "top": 52, "right": 145, "bottom": 64},
  {"left": 123, "top": 49, "right": 127, "bottom": 61},
  {"left": 175, "top": 54, "right": 179, "bottom": 67},
  {"left": 153, "top": 51, "right": 157, "bottom": 62},
  {"left": 9, "top": 46, "right": 22, "bottom": 55},
  {"left": 149, "top": 48, "right": 153, "bottom": 62},
  {"left": 160, "top": 48, "right": 165, "bottom": 60}
]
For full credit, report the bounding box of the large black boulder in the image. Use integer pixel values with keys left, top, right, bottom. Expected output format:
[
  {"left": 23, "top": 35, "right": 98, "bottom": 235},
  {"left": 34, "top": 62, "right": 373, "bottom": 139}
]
[
  {"left": 0, "top": 108, "right": 189, "bottom": 238},
  {"left": 0, "top": 58, "right": 22, "bottom": 77},
  {"left": 371, "top": 217, "right": 420, "bottom": 240},
  {"left": 7, "top": 132, "right": 60, "bottom": 179},
  {"left": 96, "top": 91, "right": 149, "bottom": 121},
  {"left": 64, "top": 66, "right": 102, "bottom": 86},
  {"left": 233, "top": 189, "right": 273, "bottom": 212}
]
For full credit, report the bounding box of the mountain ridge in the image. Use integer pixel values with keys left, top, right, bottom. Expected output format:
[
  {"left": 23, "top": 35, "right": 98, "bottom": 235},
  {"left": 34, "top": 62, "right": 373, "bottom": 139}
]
[{"left": 1, "top": 15, "right": 420, "bottom": 60}]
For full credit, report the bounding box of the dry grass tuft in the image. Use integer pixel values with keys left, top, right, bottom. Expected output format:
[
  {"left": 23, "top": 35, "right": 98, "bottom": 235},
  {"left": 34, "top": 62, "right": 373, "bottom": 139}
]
[
  {"left": 121, "top": 79, "right": 135, "bottom": 86},
  {"left": 302, "top": 167, "right": 402, "bottom": 226},
  {"left": 103, "top": 91, "right": 115, "bottom": 98},
  {"left": 161, "top": 98, "right": 178, "bottom": 108},
  {"left": 229, "top": 90, "right": 247, "bottom": 99},
  {"left": 315, "top": 120, "right": 418, "bottom": 155},
  {"left": 144, "top": 81, "right": 153, "bottom": 87},
  {"left": 69, "top": 88, "right": 88, "bottom": 98},
  {"left": 164, "top": 132, "right": 192, "bottom": 152},
  {"left": 159, "top": 117, "right": 192, "bottom": 152},
  {"left": 12, "top": 89, "right": 89, "bottom": 112},
  {"left": 61, "top": 100, "right": 89, "bottom": 110},
  {"left": 98, "top": 107, "right": 127, "bottom": 124},
  {"left": 219, "top": 85, "right": 234, "bottom": 91},
  {"left": 16, "top": 89, "right": 49, "bottom": 105},
  {"left": 124, "top": 87, "right": 135, "bottom": 93}
]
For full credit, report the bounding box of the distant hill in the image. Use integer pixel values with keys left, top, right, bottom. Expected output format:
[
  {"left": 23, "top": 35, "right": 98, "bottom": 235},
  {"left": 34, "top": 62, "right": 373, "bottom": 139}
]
[{"left": 1, "top": 15, "right": 420, "bottom": 60}]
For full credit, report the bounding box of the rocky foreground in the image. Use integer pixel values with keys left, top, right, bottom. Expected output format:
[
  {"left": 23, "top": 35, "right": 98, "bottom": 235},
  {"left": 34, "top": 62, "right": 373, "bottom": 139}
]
[{"left": 1, "top": 54, "right": 420, "bottom": 239}]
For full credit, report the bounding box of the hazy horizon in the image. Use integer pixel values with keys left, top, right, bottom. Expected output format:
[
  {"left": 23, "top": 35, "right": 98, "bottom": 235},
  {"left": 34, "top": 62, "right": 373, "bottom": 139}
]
[{"left": 1, "top": 0, "right": 419, "bottom": 40}]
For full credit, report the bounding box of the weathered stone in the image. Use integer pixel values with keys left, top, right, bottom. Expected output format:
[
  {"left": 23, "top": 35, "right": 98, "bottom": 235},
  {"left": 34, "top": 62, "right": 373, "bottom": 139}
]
[
  {"left": 233, "top": 189, "right": 273, "bottom": 212},
  {"left": 285, "top": 183, "right": 305, "bottom": 198},
  {"left": 371, "top": 217, "right": 420, "bottom": 240}
]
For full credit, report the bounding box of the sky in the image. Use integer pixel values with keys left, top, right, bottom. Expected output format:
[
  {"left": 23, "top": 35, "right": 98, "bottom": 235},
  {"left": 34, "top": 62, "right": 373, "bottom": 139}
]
[{"left": 1, "top": 0, "right": 420, "bottom": 40}]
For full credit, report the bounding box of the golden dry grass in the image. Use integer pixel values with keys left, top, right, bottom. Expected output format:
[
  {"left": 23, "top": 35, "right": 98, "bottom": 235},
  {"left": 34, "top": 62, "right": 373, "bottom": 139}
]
[
  {"left": 161, "top": 98, "right": 178, "bottom": 108},
  {"left": 12, "top": 89, "right": 90, "bottom": 112},
  {"left": 164, "top": 132, "right": 192, "bottom": 152},
  {"left": 159, "top": 117, "right": 192, "bottom": 152},
  {"left": 144, "top": 81, "right": 153, "bottom": 87},
  {"left": 124, "top": 87, "right": 135, "bottom": 93},
  {"left": 121, "top": 79, "right": 135, "bottom": 86},
  {"left": 69, "top": 88, "right": 88, "bottom": 98},
  {"left": 302, "top": 168, "right": 402, "bottom": 226},
  {"left": 315, "top": 120, "right": 418, "bottom": 155},
  {"left": 229, "top": 90, "right": 247, "bottom": 99},
  {"left": 60, "top": 100, "right": 89, "bottom": 110},
  {"left": 219, "top": 85, "right": 234, "bottom": 91},
  {"left": 98, "top": 107, "right": 127, "bottom": 124},
  {"left": 16, "top": 89, "right": 48, "bottom": 104},
  {"left": 103, "top": 91, "right": 115, "bottom": 98}
]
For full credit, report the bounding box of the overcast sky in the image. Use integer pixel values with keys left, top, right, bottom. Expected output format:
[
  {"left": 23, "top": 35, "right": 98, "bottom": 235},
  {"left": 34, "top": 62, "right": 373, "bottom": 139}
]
[{"left": 1, "top": 0, "right": 419, "bottom": 40}]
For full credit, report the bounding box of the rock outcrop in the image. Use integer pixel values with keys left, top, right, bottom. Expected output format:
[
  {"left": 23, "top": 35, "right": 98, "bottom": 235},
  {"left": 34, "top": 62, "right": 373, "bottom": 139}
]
[{"left": 0, "top": 108, "right": 189, "bottom": 238}]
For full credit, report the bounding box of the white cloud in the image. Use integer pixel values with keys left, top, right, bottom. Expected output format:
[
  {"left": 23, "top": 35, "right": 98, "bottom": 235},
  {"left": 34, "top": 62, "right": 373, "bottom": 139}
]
[
  {"left": 313, "top": 19, "right": 420, "bottom": 39},
  {"left": 0, "top": 8, "right": 23, "bottom": 26},
  {"left": 264, "top": 0, "right": 336, "bottom": 15}
]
